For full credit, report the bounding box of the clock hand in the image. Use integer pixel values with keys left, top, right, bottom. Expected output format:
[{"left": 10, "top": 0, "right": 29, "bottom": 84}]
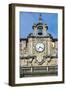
[{"left": 39, "top": 47, "right": 43, "bottom": 49}]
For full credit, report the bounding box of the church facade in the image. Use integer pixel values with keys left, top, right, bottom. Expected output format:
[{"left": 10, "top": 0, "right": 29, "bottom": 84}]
[{"left": 20, "top": 15, "right": 58, "bottom": 77}]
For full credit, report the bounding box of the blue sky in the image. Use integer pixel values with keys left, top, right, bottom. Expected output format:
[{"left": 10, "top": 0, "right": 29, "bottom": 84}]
[{"left": 20, "top": 12, "right": 58, "bottom": 38}]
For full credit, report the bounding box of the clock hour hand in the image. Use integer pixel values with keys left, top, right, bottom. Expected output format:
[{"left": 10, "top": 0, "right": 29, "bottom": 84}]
[
  {"left": 38, "top": 47, "right": 43, "bottom": 51},
  {"left": 38, "top": 46, "right": 43, "bottom": 49}
]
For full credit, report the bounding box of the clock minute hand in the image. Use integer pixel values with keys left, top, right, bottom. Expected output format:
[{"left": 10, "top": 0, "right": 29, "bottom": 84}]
[
  {"left": 38, "top": 46, "right": 43, "bottom": 50},
  {"left": 39, "top": 46, "right": 43, "bottom": 49}
]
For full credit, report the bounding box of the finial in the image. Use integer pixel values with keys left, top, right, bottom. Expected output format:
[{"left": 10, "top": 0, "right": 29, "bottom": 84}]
[{"left": 39, "top": 13, "right": 42, "bottom": 22}]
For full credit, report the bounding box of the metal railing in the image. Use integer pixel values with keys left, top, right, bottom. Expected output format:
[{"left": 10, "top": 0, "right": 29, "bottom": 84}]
[{"left": 20, "top": 66, "right": 58, "bottom": 76}]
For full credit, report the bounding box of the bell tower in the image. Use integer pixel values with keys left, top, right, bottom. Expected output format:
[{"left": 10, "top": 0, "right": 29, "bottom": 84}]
[{"left": 32, "top": 14, "right": 48, "bottom": 37}]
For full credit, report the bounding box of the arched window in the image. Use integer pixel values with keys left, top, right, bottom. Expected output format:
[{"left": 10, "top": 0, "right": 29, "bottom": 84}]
[{"left": 38, "top": 29, "right": 42, "bottom": 35}]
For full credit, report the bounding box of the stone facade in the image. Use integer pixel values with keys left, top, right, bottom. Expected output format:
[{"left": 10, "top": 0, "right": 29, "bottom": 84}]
[{"left": 20, "top": 15, "right": 58, "bottom": 77}]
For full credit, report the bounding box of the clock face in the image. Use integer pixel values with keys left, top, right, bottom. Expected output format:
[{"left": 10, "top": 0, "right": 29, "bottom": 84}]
[{"left": 36, "top": 43, "right": 44, "bottom": 52}]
